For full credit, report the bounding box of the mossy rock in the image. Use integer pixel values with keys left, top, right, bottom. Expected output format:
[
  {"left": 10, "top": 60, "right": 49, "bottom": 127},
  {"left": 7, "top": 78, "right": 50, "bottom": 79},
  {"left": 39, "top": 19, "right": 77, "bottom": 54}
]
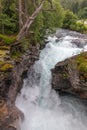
[
  {"left": 62, "top": 73, "right": 68, "bottom": 79},
  {"left": 0, "top": 46, "right": 10, "bottom": 50},
  {"left": 0, "top": 61, "right": 5, "bottom": 66},
  {"left": 11, "top": 51, "right": 23, "bottom": 60},
  {"left": 76, "top": 52, "right": 87, "bottom": 79},
  {"left": 0, "top": 63, "right": 13, "bottom": 72},
  {"left": 0, "top": 50, "right": 9, "bottom": 58}
]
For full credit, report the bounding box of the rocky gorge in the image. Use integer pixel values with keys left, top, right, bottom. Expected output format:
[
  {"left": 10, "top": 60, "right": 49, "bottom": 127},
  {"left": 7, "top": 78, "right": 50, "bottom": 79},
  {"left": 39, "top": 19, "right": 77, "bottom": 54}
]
[{"left": 0, "top": 29, "right": 87, "bottom": 130}]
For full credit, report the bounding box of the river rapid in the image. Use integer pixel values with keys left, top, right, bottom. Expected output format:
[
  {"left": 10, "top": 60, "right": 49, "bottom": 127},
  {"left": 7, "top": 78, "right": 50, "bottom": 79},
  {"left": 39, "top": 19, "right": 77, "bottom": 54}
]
[{"left": 16, "top": 30, "right": 87, "bottom": 130}]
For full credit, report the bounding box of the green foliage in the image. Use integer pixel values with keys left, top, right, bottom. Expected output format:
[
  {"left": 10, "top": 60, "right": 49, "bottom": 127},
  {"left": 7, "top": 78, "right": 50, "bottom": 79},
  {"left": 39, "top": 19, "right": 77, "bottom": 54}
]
[
  {"left": 0, "top": 34, "right": 16, "bottom": 45},
  {"left": 30, "top": 12, "right": 44, "bottom": 43},
  {"left": 0, "top": 63, "right": 13, "bottom": 72},
  {"left": 0, "top": 13, "right": 18, "bottom": 34},
  {"left": 44, "top": 0, "right": 64, "bottom": 28},
  {"left": 60, "top": 0, "right": 81, "bottom": 13},
  {"left": 11, "top": 51, "right": 22, "bottom": 59},
  {"left": 73, "top": 22, "right": 87, "bottom": 33},
  {"left": 76, "top": 52, "right": 87, "bottom": 79},
  {"left": 74, "top": 22, "right": 87, "bottom": 33},
  {"left": 62, "top": 10, "right": 87, "bottom": 33},
  {"left": 0, "top": 0, "right": 18, "bottom": 34},
  {"left": 78, "top": 7, "right": 87, "bottom": 19},
  {"left": 30, "top": 0, "right": 64, "bottom": 43},
  {"left": 20, "top": 38, "right": 30, "bottom": 51},
  {"left": 63, "top": 11, "right": 77, "bottom": 29},
  {"left": 80, "top": 0, "right": 87, "bottom": 9},
  {"left": 0, "top": 0, "right": 64, "bottom": 44},
  {"left": 60, "top": 0, "right": 87, "bottom": 17}
]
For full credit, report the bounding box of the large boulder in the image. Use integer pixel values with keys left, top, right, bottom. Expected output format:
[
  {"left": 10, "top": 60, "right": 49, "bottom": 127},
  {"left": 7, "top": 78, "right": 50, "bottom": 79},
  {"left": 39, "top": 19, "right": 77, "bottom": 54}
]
[{"left": 52, "top": 52, "right": 87, "bottom": 98}]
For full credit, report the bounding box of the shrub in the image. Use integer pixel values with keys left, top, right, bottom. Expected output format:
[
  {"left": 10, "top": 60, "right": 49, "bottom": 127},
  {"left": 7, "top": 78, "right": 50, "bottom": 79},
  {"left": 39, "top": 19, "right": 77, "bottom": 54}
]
[
  {"left": 74, "top": 22, "right": 87, "bottom": 33},
  {"left": 0, "top": 34, "right": 16, "bottom": 45},
  {"left": 63, "top": 11, "right": 77, "bottom": 29}
]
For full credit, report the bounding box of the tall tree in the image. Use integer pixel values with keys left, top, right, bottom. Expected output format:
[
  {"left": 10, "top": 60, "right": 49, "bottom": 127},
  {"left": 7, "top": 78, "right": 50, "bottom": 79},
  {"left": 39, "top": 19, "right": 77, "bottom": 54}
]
[
  {"left": 19, "top": 0, "right": 23, "bottom": 30},
  {"left": 16, "top": 0, "right": 45, "bottom": 42}
]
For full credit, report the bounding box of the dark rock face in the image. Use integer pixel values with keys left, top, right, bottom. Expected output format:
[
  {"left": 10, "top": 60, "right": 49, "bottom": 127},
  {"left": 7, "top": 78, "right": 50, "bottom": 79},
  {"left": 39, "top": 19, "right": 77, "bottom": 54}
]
[
  {"left": 0, "top": 44, "right": 40, "bottom": 103},
  {"left": 0, "top": 99, "right": 24, "bottom": 130},
  {"left": 0, "top": 44, "right": 40, "bottom": 130},
  {"left": 52, "top": 52, "right": 87, "bottom": 98},
  {"left": 8, "top": 44, "right": 40, "bottom": 104}
]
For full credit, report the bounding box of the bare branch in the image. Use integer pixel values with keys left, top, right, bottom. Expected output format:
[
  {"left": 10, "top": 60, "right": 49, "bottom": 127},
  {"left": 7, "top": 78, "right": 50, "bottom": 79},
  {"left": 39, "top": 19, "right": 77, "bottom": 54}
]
[
  {"left": 19, "top": 0, "right": 23, "bottom": 30},
  {"left": 48, "top": 0, "right": 53, "bottom": 9},
  {"left": 16, "top": 8, "right": 28, "bottom": 19},
  {"left": 42, "top": 9, "right": 56, "bottom": 11},
  {"left": 16, "top": 0, "right": 45, "bottom": 42},
  {"left": 33, "top": 0, "right": 37, "bottom": 9},
  {"left": 12, "top": 0, "right": 54, "bottom": 46}
]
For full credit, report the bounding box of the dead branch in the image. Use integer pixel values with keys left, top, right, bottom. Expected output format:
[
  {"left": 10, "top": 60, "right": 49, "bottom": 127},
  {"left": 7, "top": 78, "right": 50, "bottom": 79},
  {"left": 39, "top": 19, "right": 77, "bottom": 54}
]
[{"left": 16, "top": 0, "right": 45, "bottom": 42}]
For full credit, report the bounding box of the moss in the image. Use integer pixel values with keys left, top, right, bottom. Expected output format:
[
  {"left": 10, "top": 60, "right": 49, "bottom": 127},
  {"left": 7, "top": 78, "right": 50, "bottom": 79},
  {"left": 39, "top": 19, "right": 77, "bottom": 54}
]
[
  {"left": 0, "top": 46, "right": 10, "bottom": 50},
  {"left": 0, "top": 71, "right": 10, "bottom": 80},
  {"left": 0, "top": 50, "right": 9, "bottom": 58},
  {"left": 11, "top": 51, "right": 22, "bottom": 59},
  {"left": 76, "top": 52, "right": 87, "bottom": 79},
  {"left": 0, "top": 34, "right": 16, "bottom": 45},
  {"left": 62, "top": 73, "right": 68, "bottom": 79},
  {"left": 21, "top": 38, "right": 30, "bottom": 51},
  {"left": 0, "top": 63, "right": 13, "bottom": 72},
  {"left": 0, "top": 61, "right": 5, "bottom": 66}
]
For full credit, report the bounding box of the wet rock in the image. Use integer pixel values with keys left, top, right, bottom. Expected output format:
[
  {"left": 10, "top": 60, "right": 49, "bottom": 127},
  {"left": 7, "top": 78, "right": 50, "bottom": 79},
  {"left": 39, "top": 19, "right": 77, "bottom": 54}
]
[
  {"left": 71, "top": 39, "right": 87, "bottom": 48},
  {"left": 55, "top": 29, "right": 87, "bottom": 47},
  {"left": 0, "top": 44, "right": 40, "bottom": 129},
  {"left": 0, "top": 99, "right": 24, "bottom": 130},
  {"left": 52, "top": 52, "right": 87, "bottom": 98},
  {"left": 0, "top": 44, "right": 40, "bottom": 101},
  {"left": 56, "top": 29, "right": 87, "bottom": 39}
]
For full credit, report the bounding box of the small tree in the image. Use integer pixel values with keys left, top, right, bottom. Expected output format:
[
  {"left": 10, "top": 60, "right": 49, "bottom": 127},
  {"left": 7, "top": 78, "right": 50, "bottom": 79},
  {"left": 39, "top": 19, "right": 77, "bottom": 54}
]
[{"left": 63, "top": 11, "right": 77, "bottom": 29}]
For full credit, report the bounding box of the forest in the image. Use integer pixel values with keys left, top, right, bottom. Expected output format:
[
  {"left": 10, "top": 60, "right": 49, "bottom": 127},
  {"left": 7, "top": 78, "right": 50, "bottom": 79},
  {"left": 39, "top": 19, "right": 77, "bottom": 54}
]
[{"left": 0, "top": 0, "right": 87, "bottom": 46}]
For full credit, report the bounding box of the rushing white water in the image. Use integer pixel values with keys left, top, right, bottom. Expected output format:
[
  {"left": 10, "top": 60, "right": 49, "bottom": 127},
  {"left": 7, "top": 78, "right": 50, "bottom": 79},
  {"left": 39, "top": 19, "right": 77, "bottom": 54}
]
[{"left": 16, "top": 34, "right": 87, "bottom": 130}]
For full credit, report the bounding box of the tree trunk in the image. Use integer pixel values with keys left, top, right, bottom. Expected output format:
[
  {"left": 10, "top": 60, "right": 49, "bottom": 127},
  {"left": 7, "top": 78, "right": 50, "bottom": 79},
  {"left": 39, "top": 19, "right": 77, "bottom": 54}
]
[
  {"left": 0, "top": 0, "right": 4, "bottom": 34},
  {"left": 16, "top": 0, "right": 45, "bottom": 42},
  {"left": 19, "top": 0, "right": 23, "bottom": 30}
]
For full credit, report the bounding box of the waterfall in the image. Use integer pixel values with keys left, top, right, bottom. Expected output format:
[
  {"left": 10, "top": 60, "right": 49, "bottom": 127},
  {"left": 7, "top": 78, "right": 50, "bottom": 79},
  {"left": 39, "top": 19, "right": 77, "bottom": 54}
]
[{"left": 16, "top": 32, "right": 87, "bottom": 130}]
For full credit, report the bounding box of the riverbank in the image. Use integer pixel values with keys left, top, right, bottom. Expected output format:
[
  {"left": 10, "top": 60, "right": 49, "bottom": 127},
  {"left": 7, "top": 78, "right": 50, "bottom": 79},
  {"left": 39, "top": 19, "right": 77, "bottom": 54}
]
[{"left": 0, "top": 41, "right": 41, "bottom": 129}]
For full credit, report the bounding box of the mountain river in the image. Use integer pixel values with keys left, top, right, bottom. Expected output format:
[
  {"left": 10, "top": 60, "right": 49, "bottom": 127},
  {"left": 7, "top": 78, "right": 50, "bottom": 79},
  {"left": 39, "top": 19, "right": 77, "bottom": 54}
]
[{"left": 16, "top": 30, "right": 87, "bottom": 130}]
